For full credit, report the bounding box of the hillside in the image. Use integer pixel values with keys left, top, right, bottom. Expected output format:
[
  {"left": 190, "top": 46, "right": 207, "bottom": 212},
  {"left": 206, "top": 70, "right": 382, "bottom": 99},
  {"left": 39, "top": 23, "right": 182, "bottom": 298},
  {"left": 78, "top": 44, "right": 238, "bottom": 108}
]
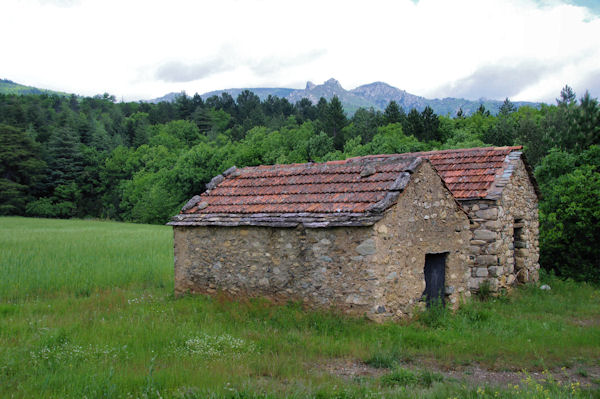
[
  {"left": 153, "top": 78, "right": 539, "bottom": 116},
  {"left": 0, "top": 79, "right": 67, "bottom": 96}
]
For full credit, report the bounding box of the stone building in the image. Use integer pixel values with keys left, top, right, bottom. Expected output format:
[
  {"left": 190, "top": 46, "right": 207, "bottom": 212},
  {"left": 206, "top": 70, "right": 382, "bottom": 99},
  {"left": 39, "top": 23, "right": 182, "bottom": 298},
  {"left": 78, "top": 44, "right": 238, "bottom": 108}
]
[
  {"left": 410, "top": 146, "right": 540, "bottom": 290},
  {"left": 169, "top": 146, "right": 539, "bottom": 320}
]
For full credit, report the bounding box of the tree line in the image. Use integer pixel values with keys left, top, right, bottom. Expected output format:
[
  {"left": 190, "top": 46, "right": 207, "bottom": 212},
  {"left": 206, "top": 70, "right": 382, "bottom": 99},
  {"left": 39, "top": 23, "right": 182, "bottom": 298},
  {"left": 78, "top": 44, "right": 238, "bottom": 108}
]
[{"left": 0, "top": 87, "right": 598, "bottom": 283}]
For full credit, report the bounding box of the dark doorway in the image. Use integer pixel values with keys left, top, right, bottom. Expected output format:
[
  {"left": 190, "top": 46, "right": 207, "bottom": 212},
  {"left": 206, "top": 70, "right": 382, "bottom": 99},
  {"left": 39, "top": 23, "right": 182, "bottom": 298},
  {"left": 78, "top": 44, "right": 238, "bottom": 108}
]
[{"left": 423, "top": 253, "right": 447, "bottom": 307}]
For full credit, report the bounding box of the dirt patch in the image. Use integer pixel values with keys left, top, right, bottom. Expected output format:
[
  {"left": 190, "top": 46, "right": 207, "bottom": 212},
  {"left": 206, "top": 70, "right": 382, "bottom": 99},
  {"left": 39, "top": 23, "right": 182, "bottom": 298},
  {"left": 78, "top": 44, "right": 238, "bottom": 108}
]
[
  {"left": 317, "top": 359, "right": 600, "bottom": 388},
  {"left": 438, "top": 364, "right": 600, "bottom": 388},
  {"left": 570, "top": 318, "right": 600, "bottom": 327},
  {"left": 317, "top": 359, "right": 388, "bottom": 379}
]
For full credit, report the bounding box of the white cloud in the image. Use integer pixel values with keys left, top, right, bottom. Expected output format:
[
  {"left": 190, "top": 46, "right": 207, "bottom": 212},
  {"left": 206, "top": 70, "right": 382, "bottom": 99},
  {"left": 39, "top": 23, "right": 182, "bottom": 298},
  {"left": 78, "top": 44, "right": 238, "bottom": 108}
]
[{"left": 1, "top": 0, "right": 598, "bottom": 101}]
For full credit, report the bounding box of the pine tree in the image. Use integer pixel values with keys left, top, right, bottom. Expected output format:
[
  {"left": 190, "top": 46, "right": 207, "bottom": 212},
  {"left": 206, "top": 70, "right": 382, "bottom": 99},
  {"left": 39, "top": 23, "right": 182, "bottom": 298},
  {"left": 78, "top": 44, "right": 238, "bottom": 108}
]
[
  {"left": 485, "top": 99, "right": 517, "bottom": 146},
  {"left": 294, "top": 98, "right": 317, "bottom": 123},
  {"left": 384, "top": 101, "right": 404, "bottom": 124},
  {"left": 405, "top": 108, "right": 424, "bottom": 138},
  {"left": 421, "top": 106, "right": 441, "bottom": 142},
  {"left": 557, "top": 85, "right": 576, "bottom": 106},
  {"left": 476, "top": 104, "right": 491, "bottom": 117},
  {"left": 46, "top": 127, "right": 84, "bottom": 190},
  {"left": 316, "top": 97, "right": 328, "bottom": 126},
  {"left": 499, "top": 97, "right": 517, "bottom": 116},
  {"left": 0, "top": 124, "right": 46, "bottom": 214},
  {"left": 571, "top": 91, "right": 600, "bottom": 152},
  {"left": 324, "top": 96, "right": 347, "bottom": 150}
]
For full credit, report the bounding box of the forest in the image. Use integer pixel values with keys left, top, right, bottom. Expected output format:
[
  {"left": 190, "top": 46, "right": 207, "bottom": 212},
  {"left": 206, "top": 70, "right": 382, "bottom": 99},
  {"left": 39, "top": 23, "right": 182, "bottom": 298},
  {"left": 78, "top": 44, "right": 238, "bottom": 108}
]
[{"left": 0, "top": 87, "right": 598, "bottom": 283}]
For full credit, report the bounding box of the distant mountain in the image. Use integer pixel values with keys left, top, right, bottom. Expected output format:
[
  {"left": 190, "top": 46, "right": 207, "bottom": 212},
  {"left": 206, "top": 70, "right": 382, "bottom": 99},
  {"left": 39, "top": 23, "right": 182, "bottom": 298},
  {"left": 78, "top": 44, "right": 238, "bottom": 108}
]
[
  {"left": 151, "top": 78, "right": 539, "bottom": 116},
  {"left": 285, "top": 78, "right": 374, "bottom": 114},
  {"left": 350, "top": 82, "right": 428, "bottom": 111},
  {"left": 147, "top": 91, "right": 184, "bottom": 103},
  {"left": 148, "top": 88, "right": 296, "bottom": 104},
  {"left": 0, "top": 79, "right": 67, "bottom": 96},
  {"left": 2, "top": 77, "right": 539, "bottom": 116},
  {"left": 202, "top": 87, "right": 296, "bottom": 101}
]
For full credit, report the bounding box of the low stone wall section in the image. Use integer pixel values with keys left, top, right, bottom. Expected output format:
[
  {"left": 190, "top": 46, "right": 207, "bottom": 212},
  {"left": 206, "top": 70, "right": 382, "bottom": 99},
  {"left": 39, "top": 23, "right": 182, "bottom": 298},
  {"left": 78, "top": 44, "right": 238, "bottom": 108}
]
[
  {"left": 463, "top": 160, "right": 540, "bottom": 291},
  {"left": 174, "top": 223, "right": 381, "bottom": 314}
]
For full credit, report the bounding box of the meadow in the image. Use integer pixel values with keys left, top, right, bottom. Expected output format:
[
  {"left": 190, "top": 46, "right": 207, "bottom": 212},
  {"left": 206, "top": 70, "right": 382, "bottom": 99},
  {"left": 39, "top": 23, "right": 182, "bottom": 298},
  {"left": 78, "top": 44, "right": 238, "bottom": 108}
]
[{"left": 0, "top": 217, "right": 599, "bottom": 398}]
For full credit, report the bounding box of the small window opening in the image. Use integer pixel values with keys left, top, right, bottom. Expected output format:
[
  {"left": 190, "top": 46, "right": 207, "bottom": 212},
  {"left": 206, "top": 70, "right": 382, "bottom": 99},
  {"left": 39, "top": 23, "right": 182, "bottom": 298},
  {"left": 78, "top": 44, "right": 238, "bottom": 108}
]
[
  {"left": 513, "top": 218, "right": 526, "bottom": 274},
  {"left": 513, "top": 218, "right": 525, "bottom": 249}
]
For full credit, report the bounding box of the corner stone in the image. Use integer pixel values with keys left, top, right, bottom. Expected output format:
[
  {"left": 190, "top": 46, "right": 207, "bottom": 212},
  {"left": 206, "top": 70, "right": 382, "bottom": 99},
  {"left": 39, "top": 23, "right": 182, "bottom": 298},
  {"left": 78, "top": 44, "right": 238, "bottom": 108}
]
[
  {"left": 475, "top": 267, "right": 489, "bottom": 277},
  {"left": 473, "top": 229, "right": 497, "bottom": 241},
  {"left": 475, "top": 208, "right": 498, "bottom": 220},
  {"left": 476, "top": 255, "right": 497, "bottom": 265}
]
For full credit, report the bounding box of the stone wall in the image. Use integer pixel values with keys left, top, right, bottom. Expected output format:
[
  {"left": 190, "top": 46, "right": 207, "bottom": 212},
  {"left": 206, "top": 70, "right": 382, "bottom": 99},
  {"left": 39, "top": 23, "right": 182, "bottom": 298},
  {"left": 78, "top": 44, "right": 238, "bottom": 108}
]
[
  {"left": 369, "top": 161, "right": 472, "bottom": 318},
  {"left": 173, "top": 161, "right": 471, "bottom": 320},
  {"left": 462, "top": 159, "right": 540, "bottom": 291},
  {"left": 497, "top": 160, "right": 540, "bottom": 284},
  {"left": 174, "top": 223, "right": 379, "bottom": 313}
]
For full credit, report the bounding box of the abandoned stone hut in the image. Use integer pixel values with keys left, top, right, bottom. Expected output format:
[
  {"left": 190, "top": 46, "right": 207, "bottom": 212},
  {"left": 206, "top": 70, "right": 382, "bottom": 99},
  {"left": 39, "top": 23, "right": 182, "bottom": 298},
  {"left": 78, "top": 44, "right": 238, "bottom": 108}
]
[{"left": 169, "top": 146, "right": 540, "bottom": 320}]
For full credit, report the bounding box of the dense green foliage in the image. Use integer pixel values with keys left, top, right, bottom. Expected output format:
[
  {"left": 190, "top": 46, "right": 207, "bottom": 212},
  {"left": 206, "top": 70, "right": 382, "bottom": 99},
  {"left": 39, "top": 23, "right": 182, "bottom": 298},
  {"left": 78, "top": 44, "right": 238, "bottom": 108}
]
[
  {"left": 536, "top": 147, "right": 600, "bottom": 283},
  {"left": 0, "top": 86, "right": 598, "bottom": 281},
  {"left": 1, "top": 217, "right": 599, "bottom": 398}
]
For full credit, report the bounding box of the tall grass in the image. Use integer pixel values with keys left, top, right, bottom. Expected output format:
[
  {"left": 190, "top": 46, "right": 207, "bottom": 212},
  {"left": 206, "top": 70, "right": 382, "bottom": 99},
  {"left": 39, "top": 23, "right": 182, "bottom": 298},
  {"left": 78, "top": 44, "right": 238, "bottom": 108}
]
[
  {"left": 0, "top": 217, "right": 173, "bottom": 301},
  {"left": 0, "top": 217, "right": 599, "bottom": 398}
]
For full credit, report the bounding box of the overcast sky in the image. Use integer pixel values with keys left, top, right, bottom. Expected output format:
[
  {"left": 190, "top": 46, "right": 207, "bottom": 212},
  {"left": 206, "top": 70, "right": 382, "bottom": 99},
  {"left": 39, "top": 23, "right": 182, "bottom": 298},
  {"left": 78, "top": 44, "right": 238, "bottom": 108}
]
[{"left": 2, "top": 0, "right": 599, "bottom": 102}]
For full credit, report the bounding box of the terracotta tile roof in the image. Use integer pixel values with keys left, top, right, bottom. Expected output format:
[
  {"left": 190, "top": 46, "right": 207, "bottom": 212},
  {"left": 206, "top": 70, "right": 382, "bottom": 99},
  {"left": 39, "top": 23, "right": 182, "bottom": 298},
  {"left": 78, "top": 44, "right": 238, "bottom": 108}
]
[
  {"left": 169, "top": 146, "right": 531, "bottom": 227},
  {"left": 169, "top": 157, "right": 423, "bottom": 227},
  {"left": 352, "top": 146, "right": 525, "bottom": 200}
]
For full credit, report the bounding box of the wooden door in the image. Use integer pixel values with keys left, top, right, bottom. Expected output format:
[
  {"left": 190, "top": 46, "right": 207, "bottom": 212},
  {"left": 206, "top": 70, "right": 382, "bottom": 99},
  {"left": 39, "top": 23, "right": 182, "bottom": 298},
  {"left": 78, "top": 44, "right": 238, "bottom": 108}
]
[{"left": 424, "top": 253, "right": 446, "bottom": 307}]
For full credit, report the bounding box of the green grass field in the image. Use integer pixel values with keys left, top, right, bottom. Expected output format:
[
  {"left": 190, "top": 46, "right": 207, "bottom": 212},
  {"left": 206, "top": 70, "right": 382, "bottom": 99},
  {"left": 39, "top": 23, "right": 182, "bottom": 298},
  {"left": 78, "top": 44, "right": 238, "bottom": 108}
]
[{"left": 1, "top": 217, "right": 599, "bottom": 398}]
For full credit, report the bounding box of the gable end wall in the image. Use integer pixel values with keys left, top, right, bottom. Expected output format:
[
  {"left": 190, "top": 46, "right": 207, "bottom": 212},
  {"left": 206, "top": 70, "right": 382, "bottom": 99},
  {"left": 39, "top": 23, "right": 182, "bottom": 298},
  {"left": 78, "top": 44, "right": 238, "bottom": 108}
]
[
  {"left": 371, "top": 161, "right": 472, "bottom": 319},
  {"left": 461, "top": 158, "right": 540, "bottom": 291}
]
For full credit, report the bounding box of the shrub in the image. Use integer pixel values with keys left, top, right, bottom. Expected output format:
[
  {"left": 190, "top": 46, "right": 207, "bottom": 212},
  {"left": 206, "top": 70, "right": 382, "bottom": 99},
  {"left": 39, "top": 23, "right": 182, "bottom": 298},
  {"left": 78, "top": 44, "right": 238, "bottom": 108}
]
[
  {"left": 417, "top": 301, "right": 449, "bottom": 329},
  {"left": 477, "top": 280, "right": 493, "bottom": 301},
  {"left": 381, "top": 367, "right": 443, "bottom": 388},
  {"left": 364, "top": 350, "right": 401, "bottom": 368}
]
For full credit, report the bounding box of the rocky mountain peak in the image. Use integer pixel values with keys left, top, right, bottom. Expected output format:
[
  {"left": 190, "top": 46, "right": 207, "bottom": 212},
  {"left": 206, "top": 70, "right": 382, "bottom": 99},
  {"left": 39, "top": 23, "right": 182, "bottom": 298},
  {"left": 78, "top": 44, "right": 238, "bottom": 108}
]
[
  {"left": 362, "top": 81, "right": 392, "bottom": 88},
  {"left": 305, "top": 81, "right": 316, "bottom": 90},
  {"left": 323, "top": 78, "right": 343, "bottom": 89}
]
